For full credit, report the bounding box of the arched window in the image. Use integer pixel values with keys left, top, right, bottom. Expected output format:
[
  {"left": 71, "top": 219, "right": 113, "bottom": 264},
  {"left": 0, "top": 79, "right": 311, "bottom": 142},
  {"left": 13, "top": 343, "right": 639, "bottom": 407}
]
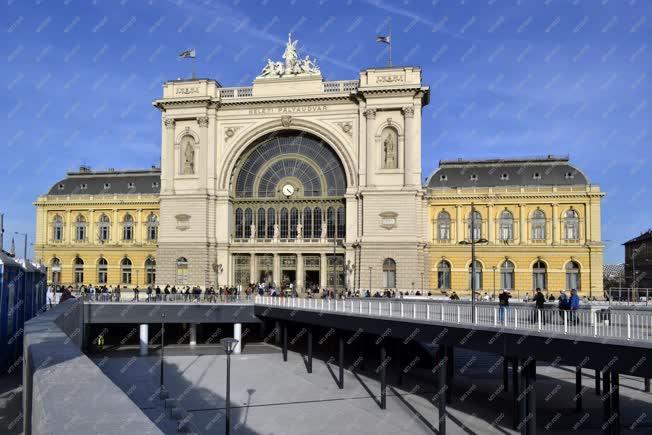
[
  {"left": 122, "top": 214, "right": 134, "bottom": 241},
  {"left": 145, "top": 257, "right": 156, "bottom": 285},
  {"left": 500, "top": 260, "right": 515, "bottom": 290},
  {"left": 176, "top": 257, "right": 188, "bottom": 284},
  {"left": 314, "top": 207, "right": 323, "bottom": 237},
  {"left": 266, "top": 208, "right": 275, "bottom": 238},
  {"left": 280, "top": 208, "right": 289, "bottom": 238},
  {"left": 499, "top": 210, "right": 514, "bottom": 241},
  {"left": 437, "top": 211, "right": 451, "bottom": 241},
  {"left": 75, "top": 215, "right": 87, "bottom": 241},
  {"left": 235, "top": 208, "right": 243, "bottom": 238},
  {"left": 468, "top": 210, "right": 482, "bottom": 241},
  {"left": 565, "top": 261, "right": 581, "bottom": 290},
  {"left": 147, "top": 213, "right": 158, "bottom": 240},
  {"left": 74, "top": 257, "right": 84, "bottom": 284},
  {"left": 468, "top": 260, "right": 483, "bottom": 291},
  {"left": 97, "top": 258, "right": 108, "bottom": 284},
  {"left": 564, "top": 209, "right": 580, "bottom": 241},
  {"left": 52, "top": 215, "right": 63, "bottom": 242},
  {"left": 437, "top": 260, "right": 451, "bottom": 290},
  {"left": 337, "top": 207, "right": 346, "bottom": 239},
  {"left": 98, "top": 214, "right": 110, "bottom": 242},
  {"left": 290, "top": 208, "right": 299, "bottom": 238},
  {"left": 51, "top": 257, "right": 61, "bottom": 284},
  {"left": 327, "top": 207, "right": 336, "bottom": 239},
  {"left": 532, "top": 260, "right": 547, "bottom": 290},
  {"left": 121, "top": 258, "right": 132, "bottom": 284},
  {"left": 303, "top": 208, "right": 313, "bottom": 239},
  {"left": 244, "top": 208, "right": 253, "bottom": 238},
  {"left": 255, "top": 208, "right": 265, "bottom": 238},
  {"left": 382, "top": 258, "right": 397, "bottom": 288},
  {"left": 531, "top": 210, "right": 546, "bottom": 241}
]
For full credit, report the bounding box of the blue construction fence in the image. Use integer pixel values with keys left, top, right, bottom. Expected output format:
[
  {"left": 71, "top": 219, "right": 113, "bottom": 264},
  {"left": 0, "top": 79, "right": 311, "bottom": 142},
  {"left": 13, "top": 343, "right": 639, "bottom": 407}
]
[{"left": 0, "top": 250, "right": 47, "bottom": 374}]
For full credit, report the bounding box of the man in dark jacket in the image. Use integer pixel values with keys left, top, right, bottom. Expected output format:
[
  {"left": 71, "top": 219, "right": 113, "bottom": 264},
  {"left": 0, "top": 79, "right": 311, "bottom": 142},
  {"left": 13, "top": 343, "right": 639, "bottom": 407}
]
[
  {"left": 59, "top": 286, "right": 76, "bottom": 304},
  {"left": 533, "top": 288, "right": 546, "bottom": 324},
  {"left": 498, "top": 289, "right": 511, "bottom": 324}
]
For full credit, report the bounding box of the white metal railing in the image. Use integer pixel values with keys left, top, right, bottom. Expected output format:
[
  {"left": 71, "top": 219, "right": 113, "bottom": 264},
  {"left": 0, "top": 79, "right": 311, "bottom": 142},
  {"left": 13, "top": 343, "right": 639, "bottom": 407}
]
[
  {"left": 254, "top": 296, "right": 652, "bottom": 343},
  {"left": 220, "top": 87, "right": 253, "bottom": 99},
  {"left": 323, "top": 80, "right": 359, "bottom": 93}
]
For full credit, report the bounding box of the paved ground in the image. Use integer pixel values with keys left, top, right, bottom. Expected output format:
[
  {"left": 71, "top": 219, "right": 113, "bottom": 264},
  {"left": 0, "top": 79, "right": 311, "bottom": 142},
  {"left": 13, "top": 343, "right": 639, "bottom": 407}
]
[
  {"left": 94, "top": 344, "right": 652, "bottom": 434},
  {"left": 0, "top": 372, "right": 24, "bottom": 434}
]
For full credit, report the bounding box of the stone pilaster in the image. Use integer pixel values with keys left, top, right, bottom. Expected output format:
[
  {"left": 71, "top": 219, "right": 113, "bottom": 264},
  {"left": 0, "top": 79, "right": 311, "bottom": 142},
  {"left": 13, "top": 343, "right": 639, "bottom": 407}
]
[{"left": 364, "top": 108, "right": 377, "bottom": 187}]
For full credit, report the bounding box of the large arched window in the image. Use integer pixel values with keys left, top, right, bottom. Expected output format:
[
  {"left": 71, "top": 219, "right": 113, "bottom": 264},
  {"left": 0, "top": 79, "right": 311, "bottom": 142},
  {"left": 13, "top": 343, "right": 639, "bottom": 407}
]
[
  {"left": 121, "top": 258, "right": 132, "bottom": 284},
  {"left": 468, "top": 210, "right": 482, "bottom": 241},
  {"left": 437, "top": 260, "right": 451, "bottom": 290},
  {"left": 176, "top": 257, "right": 188, "bottom": 284},
  {"left": 303, "top": 207, "right": 313, "bottom": 239},
  {"left": 235, "top": 208, "right": 244, "bottom": 238},
  {"left": 74, "top": 257, "right": 84, "bottom": 284},
  {"left": 266, "top": 208, "right": 275, "bottom": 238},
  {"left": 327, "top": 207, "right": 336, "bottom": 239},
  {"left": 337, "top": 207, "right": 346, "bottom": 239},
  {"left": 280, "top": 208, "right": 289, "bottom": 238},
  {"left": 499, "top": 210, "right": 514, "bottom": 241},
  {"left": 97, "top": 258, "right": 108, "bottom": 284},
  {"left": 382, "top": 258, "right": 397, "bottom": 288},
  {"left": 565, "top": 261, "right": 581, "bottom": 290},
  {"left": 314, "top": 207, "right": 323, "bottom": 237},
  {"left": 51, "top": 257, "right": 61, "bottom": 284},
  {"left": 147, "top": 213, "right": 158, "bottom": 240},
  {"left": 98, "top": 214, "right": 110, "bottom": 242},
  {"left": 532, "top": 260, "right": 547, "bottom": 290},
  {"left": 500, "top": 260, "right": 515, "bottom": 290},
  {"left": 244, "top": 208, "right": 253, "bottom": 238},
  {"left": 531, "top": 210, "right": 546, "bottom": 241},
  {"left": 290, "top": 208, "right": 299, "bottom": 238},
  {"left": 256, "top": 208, "right": 266, "bottom": 238},
  {"left": 75, "top": 215, "right": 87, "bottom": 241},
  {"left": 52, "top": 215, "right": 63, "bottom": 242},
  {"left": 437, "top": 211, "right": 451, "bottom": 241},
  {"left": 564, "top": 209, "right": 580, "bottom": 241},
  {"left": 122, "top": 214, "right": 134, "bottom": 241},
  {"left": 468, "top": 260, "right": 483, "bottom": 291},
  {"left": 145, "top": 257, "right": 156, "bottom": 285}
]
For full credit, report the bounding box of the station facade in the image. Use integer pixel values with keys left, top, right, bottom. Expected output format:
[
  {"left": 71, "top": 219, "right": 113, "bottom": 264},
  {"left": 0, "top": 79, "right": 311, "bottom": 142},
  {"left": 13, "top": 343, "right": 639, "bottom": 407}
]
[{"left": 34, "top": 36, "right": 604, "bottom": 295}]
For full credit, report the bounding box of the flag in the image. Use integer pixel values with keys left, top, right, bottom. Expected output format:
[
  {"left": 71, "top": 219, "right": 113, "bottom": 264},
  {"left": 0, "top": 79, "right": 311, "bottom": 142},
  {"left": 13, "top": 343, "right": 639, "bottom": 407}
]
[
  {"left": 179, "top": 48, "right": 196, "bottom": 58},
  {"left": 376, "top": 35, "right": 391, "bottom": 44}
]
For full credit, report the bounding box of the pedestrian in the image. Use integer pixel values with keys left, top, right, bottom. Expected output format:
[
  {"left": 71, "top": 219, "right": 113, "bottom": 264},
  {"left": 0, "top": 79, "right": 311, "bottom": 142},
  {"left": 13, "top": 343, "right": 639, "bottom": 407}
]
[
  {"left": 558, "top": 290, "right": 569, "bottom": 321},
  {"left": 533, "top": 287, "right": 546, "bottom": 324},
  {"left": 499, "top": 289, "right": 511, "bottom": 324},
  {"left": 569, "top": 289, "right": 580, "bottom": 325}
]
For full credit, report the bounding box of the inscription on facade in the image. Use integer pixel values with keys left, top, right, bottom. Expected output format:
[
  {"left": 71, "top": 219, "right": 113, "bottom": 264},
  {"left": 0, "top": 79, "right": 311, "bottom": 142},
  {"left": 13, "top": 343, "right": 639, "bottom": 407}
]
[
  {"left": 248, "top": 105, "right": 328, "bottom": 116},
  {"left": 175, "top": 87, "right": 200, "bottom": 95},
  {"left": 376, "top": 75, "right": 404, "bottom": 84}
]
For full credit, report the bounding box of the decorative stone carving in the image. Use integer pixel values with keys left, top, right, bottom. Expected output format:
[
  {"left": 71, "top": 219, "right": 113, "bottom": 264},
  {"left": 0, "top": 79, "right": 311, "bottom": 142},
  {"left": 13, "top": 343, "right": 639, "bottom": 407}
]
[
  {"left": 379, "top": 211, "right": 398, "bottom": 230},
  {"left": 281, "top": 115, "right": 292, "bottom": 127},
  {"left": 258, "top": 34, "right": 320, "bottom": 78},
  {"left": 164, "top": 118, "right": 175, "bottom": 129},
  {"left": 381, "top": 128, "right": 398, "bottom": 169},
  {"left": 182, "top": 136, "right": 195, "bottom": 175},
  {"left": 402, "top": 106, "right": 415, "bottom": 118},
  {"left": 321, "top": 223, "right": 327, "bottom": 239},
  {"left": 339, "top": 122, "right": 352, "bottom": 136},
  {"left": 296, "top": 223, "right": 303, "bottom": 239},
  {"left": 250, "top": 224, "right": 256, "bottom": 239},
  {"left": 175, "top": 214, "right": 191, "bottom": 231},
  {"left": 273, "top": 223, "right": 280, "bottom": 239},
  {"left": 363, "top": 108, "right": 376, "bottom": 119},
  {"left": 224, "top": 126, "right": 241, "bottom": 142},
  {"left": 196, "top": 116, "right": 209, "bottom": 127}
]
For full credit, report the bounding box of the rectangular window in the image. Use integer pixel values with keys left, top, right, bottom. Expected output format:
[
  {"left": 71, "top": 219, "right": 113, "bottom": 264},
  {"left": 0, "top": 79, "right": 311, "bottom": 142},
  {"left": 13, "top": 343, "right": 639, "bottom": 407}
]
[
  {"left": 122, "top": 270, "right": 132, "bottom": 285},
  {"left": 148, "top": 225, "right": 158, "bottom": 240},
  {"left": 98, "top": 270, "right": 107, "bottom": 284}
]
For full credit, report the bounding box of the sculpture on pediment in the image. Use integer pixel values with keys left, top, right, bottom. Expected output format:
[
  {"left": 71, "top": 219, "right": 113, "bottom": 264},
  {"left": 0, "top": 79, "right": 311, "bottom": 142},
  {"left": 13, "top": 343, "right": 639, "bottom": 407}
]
[
  {"left": 182, "top": 136, "right": 195, "bottom": 175},
  {"left": 258, "top": 33, "right": 320, "bottom": 78},
  {"left": 381, "top": 127, "right": 398, "bottom": 169}
]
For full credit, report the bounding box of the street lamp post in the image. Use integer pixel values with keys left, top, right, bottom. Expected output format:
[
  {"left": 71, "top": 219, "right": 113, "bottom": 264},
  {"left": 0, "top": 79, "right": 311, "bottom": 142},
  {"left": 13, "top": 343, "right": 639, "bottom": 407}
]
[
  {"left": 492, "top": 266, "right": 497, "bottom": 300},
  {"left": 159, "top": 312, "right": 168, "bottom": 399},
  {"left": 368, "top": 266, "right": 372, "bottom": 294},
  {"left": 458, "top": 203, "right": 488, "bottom": 323},
  {"left": 221, "top": 338, "right": 239, "bottom": 435}
]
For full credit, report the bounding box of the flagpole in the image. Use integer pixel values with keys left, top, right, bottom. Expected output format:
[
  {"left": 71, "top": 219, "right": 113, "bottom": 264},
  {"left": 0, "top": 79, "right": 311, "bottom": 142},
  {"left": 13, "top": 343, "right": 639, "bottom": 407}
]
[
  {"left": 388, "top": 21, "right": 392, "bottom": 67},
  {"left": 192, "top": 55, "right": 196, "bottom": 79}
]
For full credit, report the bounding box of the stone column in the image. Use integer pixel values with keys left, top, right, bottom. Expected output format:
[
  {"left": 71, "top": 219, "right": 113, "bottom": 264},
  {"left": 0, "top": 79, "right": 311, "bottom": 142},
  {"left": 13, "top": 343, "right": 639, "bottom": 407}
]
[
  {"left": 364, "top": 108, "right": 377, "bottom": 187},
  {"left": 402, "top": 105, "right": 419, "bottom": 186},
  {"left": 197, "top": 116, "right": 209, "bottom": 190},
  {"left": 162, "top": 118, "right": 175, "bottom": 193},
  {"left": 455, "top": 205, "right": 463, "bottom": 242},
  {"left": 250, "top": 253, "right": 256, "bottom": 284},
  {"left": 112, "top": 209, "right": 118, "bottom": 244},
  {"left": 88, "top": 210, "right": 95, "bottom": 246},
  {"left": 234, "top": 323, "right": 242, "bottom": 354},
  {"left": 519, "top": 204, "right": 526, "bottom": 245},
  {"left": 189, "top": 324, "right": 197, "bottom": 346},
  {"left": 139, "top": 324, "right": 148, "bottom": 356},
  {"left": 487, "top": 204, "right": 494, "bottom": 244},
  {"left": 273, "top": 254, "right": 281, "bottom": 286},
  {"left": 320, "top": 253, "right": 328, "bottom": 288},
  {"left": 296, "top": 254, "right": 304, "bottom": 292},
  {"left": 552, "top": 203, "right": 559, "bottom": 245}
]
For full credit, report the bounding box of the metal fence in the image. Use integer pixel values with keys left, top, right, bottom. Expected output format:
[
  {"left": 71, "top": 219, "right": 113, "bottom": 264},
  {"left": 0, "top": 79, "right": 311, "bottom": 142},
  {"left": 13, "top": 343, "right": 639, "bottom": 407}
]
[
  {"left": 75, "top": 292, "right": 253, "bottom": 304},
  {"left": 255, "top": 296, "right": 652, "bottom": 342}
]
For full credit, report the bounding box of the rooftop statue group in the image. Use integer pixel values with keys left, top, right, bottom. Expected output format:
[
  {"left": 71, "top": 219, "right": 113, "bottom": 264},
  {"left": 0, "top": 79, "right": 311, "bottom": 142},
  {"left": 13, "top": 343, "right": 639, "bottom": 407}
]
[{"left": 259, "top": 33, "right": 320, "bottom": 78}]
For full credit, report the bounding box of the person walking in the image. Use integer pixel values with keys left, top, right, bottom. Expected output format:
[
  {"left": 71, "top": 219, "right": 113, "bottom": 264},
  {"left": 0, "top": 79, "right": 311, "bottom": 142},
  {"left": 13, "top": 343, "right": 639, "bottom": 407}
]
[
  {"left": 558, "top": 290, "right": 569, "bottom": 321},
  {"left": 533, "top": 288, "right": 546, "bottom": 325},
  {"left": 569, "top": 289, "right": 580, "bottom": 325},
  {"left": 498, "top": 289, "right": 511, "bottom": 324}
]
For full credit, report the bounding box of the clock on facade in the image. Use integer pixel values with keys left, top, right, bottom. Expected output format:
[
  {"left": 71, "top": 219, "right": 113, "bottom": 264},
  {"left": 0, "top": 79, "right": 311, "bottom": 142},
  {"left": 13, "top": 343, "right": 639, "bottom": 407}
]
[{"left": 282, "top": 184, "right": 295, "bottom": 197}]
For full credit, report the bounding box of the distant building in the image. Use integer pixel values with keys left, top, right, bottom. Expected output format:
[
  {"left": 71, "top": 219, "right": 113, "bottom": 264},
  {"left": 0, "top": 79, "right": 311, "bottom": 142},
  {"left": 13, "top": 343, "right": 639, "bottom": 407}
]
[{"left": 623, "top": 229, "right": 652, "bottom": 289}]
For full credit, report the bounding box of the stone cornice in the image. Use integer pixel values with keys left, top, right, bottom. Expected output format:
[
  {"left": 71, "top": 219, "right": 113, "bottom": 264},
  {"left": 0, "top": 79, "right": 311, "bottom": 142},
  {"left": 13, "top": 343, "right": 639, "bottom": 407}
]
[{"left": 425, "top": 192, "right": 604, "bottom": 201}]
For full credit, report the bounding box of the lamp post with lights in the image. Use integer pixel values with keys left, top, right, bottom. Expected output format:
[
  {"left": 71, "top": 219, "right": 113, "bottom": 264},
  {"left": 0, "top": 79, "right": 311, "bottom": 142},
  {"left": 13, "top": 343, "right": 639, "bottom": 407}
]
[{"left": 221, "top": 337, "right": 239, "bottom": 435}]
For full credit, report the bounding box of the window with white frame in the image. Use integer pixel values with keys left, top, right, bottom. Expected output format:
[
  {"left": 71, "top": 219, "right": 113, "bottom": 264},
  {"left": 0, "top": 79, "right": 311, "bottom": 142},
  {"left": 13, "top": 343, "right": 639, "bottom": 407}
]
[{"left": 531, "top": 210, "right": 546, "bottom": 240}]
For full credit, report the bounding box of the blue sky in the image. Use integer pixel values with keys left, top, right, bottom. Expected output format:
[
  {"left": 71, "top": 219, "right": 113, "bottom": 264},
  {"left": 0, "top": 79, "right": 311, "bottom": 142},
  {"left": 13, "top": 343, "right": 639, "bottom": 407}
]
[{"left": 2, "top": 0, "right": 650, "bottom": 263}]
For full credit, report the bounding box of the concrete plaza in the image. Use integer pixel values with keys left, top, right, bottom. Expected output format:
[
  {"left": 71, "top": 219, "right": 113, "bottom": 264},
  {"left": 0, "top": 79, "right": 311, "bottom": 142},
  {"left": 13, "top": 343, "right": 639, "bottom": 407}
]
[{"left": 93, "top": 344, "right": 651, "bottom": 434}]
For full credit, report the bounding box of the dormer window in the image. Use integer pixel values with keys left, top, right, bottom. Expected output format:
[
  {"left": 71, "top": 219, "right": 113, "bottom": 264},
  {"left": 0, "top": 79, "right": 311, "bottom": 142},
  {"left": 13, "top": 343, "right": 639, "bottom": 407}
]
[
  {"left": 565, "top": 172, "right": 574, "bottom": 180},
  {"left": 439, "top": 174, "right": 448, "bottom": 181},
  {"left": 152, "top": 181, "right": 160, "bottom": 188},
  {"left": 127, "top": 182, "right": 135, "bottom": 189},
  {"left": 103, "top": 182, "right": 111, "bottom": 190},
  {"left": 500, "top": 173, "right": 509, "bottom": 181},
  {"left": 57, "top": 183, "right": 64, "bottom": 190},
  {"left": 469, "top": 174, "right": 478, "bottom": 181},
  {"left": 533, "top": 172, "right": 541, "bottom": 180}
]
